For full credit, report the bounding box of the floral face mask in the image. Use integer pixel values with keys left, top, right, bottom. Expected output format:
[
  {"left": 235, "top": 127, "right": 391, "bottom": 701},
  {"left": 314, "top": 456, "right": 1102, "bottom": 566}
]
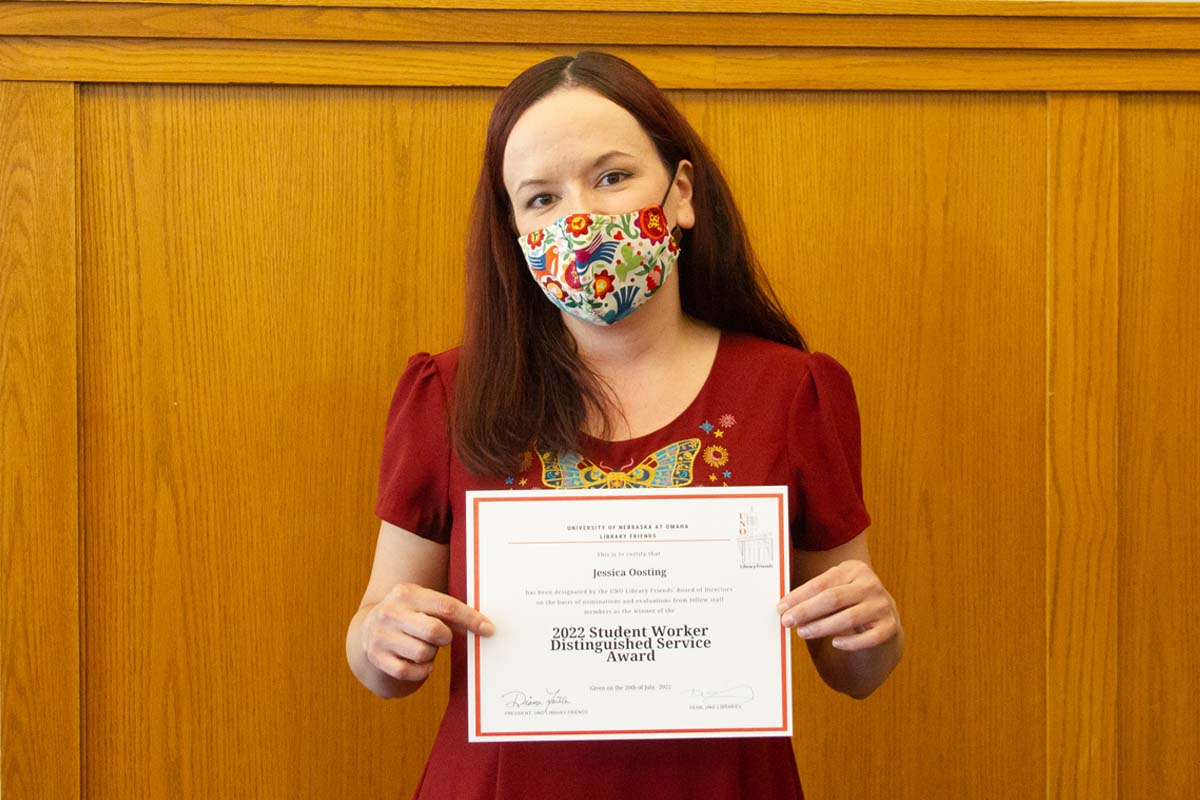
[{"left": 517, "top": 178, "right": 680, "bottom": 326}]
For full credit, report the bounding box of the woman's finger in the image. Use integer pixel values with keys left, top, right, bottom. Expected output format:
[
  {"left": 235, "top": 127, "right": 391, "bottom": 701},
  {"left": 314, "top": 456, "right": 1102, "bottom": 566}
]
[
  {"left": 791, "top": 602, "right": 877, "bottom": 640},
  {"left": 781, "top": 581, "right": 867, "bottom": 628},
  {"left": 395, "top": 584, "right": 496, "bottom": 637},
  {"left": 777, "top": 559, "right": 866, "bottom": 614},
  {"left": 398, "top": 608, "right": 455, "bottom": 649},
  {"left": 371, "top": 649, "right": 437, "bottom": 683},
  {"left": 366, "top": 626, "right": 438, "bottom": 671},
  {"left": 829, "top": 620, "right": 895, "bottom": 651},
  {"left": 385, "top": 629, "right": 440, "bottom": 665}
]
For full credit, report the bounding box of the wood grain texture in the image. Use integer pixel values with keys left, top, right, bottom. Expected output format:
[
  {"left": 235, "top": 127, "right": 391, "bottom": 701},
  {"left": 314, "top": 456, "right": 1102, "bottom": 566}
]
[
  {"left": 77, "top": 84, "right": 490, "bottom": 799},
  {"left": 7, "top": 3, "right": 1200, "bottom": 49},
  {"left": 1117, "top": 93, "right": 1200, "bottom": 800},
  {"left": 14, "top": 24, "right": 1196, "bottom": 797},
  {"left": 6, "top": 38, "right": 1200, "bottom": 89},
  {"left": 1045, "top": 92, "right": 1119, "bottom": 800},
  {"left": 17, "top": 0, "right": 1200, "bottom": 17},
  {"left": 672, "top": 90, "right": 1047, "bottom": 798},
  {"left": 0, "top": 81, "right": 80, "bottom": 800}
]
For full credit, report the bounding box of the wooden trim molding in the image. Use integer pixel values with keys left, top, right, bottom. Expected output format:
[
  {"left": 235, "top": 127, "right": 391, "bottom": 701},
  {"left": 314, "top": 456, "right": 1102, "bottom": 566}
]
[
  {"left": 4, "top": 3, "right": 1200, "bottom": 48},
  {"left": 3, "top": 38, "right": 1200, "bottom": 88},
  {"left": 3, "top": 1, "right": 1200, "bottom": 87},
  {"left": 8, "top": 0, "right": 1200, "bottom": 17}
]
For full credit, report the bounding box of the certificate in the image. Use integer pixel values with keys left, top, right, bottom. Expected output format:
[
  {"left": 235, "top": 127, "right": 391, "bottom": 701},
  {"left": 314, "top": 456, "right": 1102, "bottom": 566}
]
[{"left": 465, "top": 486, "right": 791, "bottom": 742}]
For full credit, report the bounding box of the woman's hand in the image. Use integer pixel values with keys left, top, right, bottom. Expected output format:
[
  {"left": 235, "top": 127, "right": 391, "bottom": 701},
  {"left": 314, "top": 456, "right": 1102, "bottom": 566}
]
[
  {"left": 777, "top": 559, "right": 899, "bottom": 651},
  {"left": 362, "top": 583, "right": 494, "bottom": 684}
]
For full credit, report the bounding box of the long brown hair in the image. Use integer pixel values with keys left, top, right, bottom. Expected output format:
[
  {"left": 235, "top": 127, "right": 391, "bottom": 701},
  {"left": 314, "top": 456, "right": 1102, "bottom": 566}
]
[{"left": 455, "top": 51, "right": 805, "bottom": 477}]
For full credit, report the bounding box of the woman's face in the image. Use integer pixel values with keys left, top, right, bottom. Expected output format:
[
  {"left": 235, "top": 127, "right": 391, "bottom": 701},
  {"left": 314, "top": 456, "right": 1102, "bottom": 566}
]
[{"left": 502, "top": 87, "right": 694, "bottom": 238}]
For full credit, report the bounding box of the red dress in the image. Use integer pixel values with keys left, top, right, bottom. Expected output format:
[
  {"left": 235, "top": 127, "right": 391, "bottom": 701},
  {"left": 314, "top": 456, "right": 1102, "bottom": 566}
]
[{"left": 375, "top": 331, "right": 870, "bottom": 800}]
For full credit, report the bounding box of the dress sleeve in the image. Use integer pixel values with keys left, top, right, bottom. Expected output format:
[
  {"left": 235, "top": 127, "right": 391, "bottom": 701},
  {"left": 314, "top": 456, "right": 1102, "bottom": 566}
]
[
  {"left": 373, "top": 352, "right": 453, "bottom": 544},
  {"left": 787, "top": 352, "right": 872, "bottom": 550}
]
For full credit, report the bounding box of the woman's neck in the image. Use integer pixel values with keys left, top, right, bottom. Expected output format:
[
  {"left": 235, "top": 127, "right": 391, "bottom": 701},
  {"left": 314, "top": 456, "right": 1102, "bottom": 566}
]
[
  {"left": 562, "top": 276, "right": 694, "bottom": 377},
  {"left": 561, "top": 276, "right": 720, "bottom": 437}
]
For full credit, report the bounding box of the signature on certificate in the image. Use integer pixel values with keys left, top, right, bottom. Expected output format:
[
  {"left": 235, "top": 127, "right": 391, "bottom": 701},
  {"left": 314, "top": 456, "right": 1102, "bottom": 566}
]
[
  {"left": 682, "top": 684, "right": 756, "bottom": 704},
  {"left": 501, "top": 688, "right": 572, "bottom": 713}
]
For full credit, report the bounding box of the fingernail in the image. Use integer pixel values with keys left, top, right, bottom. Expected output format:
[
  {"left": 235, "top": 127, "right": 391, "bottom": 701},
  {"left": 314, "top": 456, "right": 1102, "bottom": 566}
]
[
  {"left": 780, "top": 615, "right": 794, "bottom": 627},
  {"left": 479, "top": 621, "right": 495, "bottom": 636},
  {"left": 796, "top": 626, "right": 813, "bottom": 638}
]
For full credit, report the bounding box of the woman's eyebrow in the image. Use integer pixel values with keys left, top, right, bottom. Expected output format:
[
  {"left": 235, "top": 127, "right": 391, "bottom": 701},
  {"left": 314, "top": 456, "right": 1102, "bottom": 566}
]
[
  {"left": 592, "top": 150, "right": 635, "bottom": 167},
  {"left": 515, "top": 150, "right": 636, "bottom": 194},
  {"left": 515, "top": 177, "right": 551, "bottom": 193}
]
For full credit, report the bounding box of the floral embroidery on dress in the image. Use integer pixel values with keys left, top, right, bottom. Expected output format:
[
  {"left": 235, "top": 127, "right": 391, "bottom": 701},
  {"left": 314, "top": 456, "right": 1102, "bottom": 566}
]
[
  {"left": 698, "top": 412, "right": 738, "bottom": 485},
  {"left": 503, "top": 450, "right": 536, "bottom": 490},
  {"left": 702, "top": 444, "right": 729, "bottom": 468},
  {"left": 536, "top": 439, "right": 700, "bottom": 489}
]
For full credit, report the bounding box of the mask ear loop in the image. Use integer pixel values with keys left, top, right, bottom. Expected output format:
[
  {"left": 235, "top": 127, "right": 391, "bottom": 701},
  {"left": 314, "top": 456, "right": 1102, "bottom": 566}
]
[
  {"left": 659, "top": 162, "right": 679, "bottom": 208},
  {"left": 660, "top": 162, "right": 683, "bottom": 242}
]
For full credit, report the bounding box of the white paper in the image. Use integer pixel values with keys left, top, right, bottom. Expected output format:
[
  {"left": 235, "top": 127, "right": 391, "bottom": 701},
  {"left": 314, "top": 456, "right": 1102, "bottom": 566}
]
[{"left": 465, "top": 486, "right": 792, "bottom": 742}]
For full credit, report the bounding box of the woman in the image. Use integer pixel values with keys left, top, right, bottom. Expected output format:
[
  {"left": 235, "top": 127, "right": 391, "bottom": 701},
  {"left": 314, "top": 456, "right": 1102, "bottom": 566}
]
[{"left": 346, "top": 51, "right": 903, "bottom": 799}]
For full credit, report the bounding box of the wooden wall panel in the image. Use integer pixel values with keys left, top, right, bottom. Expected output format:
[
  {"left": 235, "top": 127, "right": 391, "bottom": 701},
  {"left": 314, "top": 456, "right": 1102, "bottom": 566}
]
[
  {"left": 1045, "top": 93, "right": 1119, "bottom": 800},
  {"left": 70, "top": 82, "right": 1065, "bottom": 799},
  {"left": 77, "top": 84, "right": 491, "bottom": 799},
  {"left": 0, "top": 4, "right": 1193, "bottom": 795},
  {"left": 675, "top": 90, "right": 1047, "bottom": 798},
  {"left": 1118, "top": 93, "right": 1200, "bottom": 799},
  {"left": 0, "top": 82, "right": 80, "bottom": 800}
]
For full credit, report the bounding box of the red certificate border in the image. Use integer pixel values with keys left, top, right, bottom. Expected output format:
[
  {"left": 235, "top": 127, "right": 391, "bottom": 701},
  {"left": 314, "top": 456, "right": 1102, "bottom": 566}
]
[{"left": 470, "top": 490, "right": 790, "bottom": 739}]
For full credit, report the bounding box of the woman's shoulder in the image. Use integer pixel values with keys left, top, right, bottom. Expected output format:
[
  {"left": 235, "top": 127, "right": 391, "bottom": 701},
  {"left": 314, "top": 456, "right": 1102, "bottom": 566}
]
[
  {"left": 720, "top": 330, "right": 850, "bottom": 378},
  {"left": 382, "top": 346, "right": 464, "bottom": 424},
  {"left": 398, "top": 345, "right": 462, "bottom": 384}
]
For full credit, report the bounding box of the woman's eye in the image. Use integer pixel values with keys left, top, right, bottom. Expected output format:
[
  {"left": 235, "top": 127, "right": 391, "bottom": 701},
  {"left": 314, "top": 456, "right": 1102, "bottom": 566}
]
[
  {"left": 527, "top": 193, "right": 554, "bottom": 209},
  {"left": 598, "top": 171, "right": 630, "bottom": 187}
]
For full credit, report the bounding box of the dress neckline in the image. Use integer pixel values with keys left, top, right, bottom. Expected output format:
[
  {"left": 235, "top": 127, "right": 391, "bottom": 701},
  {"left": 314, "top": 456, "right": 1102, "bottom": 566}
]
[{"left": 579, "top": 329, "right": 727, "bottom": 451}]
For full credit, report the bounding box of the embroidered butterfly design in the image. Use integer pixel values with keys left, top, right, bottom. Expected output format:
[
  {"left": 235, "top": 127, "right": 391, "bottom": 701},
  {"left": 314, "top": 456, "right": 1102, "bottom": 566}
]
[{"left": 536, "top": 438, "right": 701, "bottom": 489}]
